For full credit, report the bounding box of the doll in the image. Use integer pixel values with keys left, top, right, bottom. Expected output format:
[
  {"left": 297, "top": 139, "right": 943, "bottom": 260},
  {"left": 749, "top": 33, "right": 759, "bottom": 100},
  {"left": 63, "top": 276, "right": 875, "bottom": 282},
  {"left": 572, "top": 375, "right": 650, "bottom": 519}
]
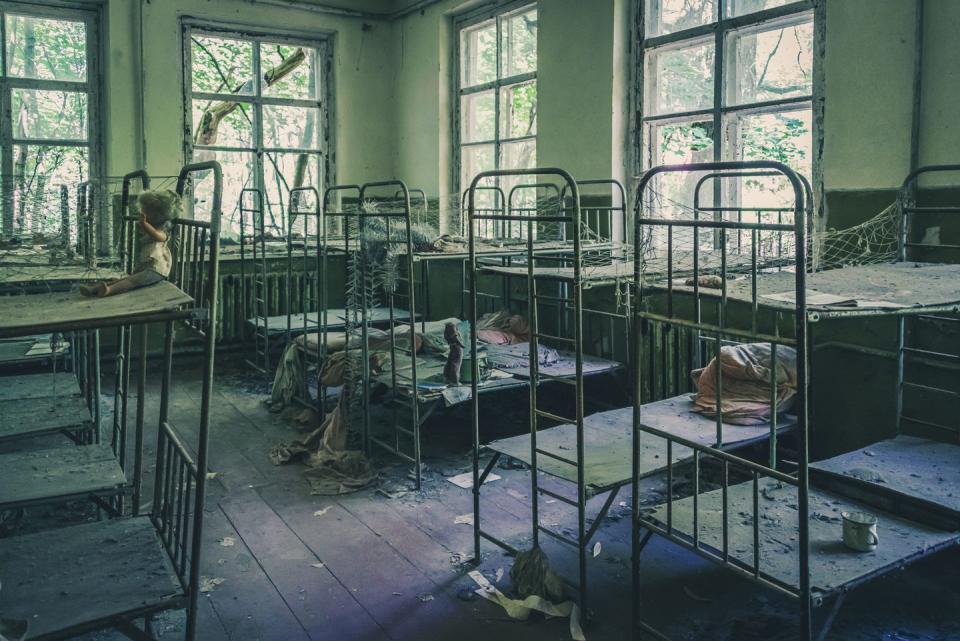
[
  {"left": 443, "top": 322, "right": 465, "bottom": 385},
  {"left": 80, "top": 189, "right": 181, "bottom": 297}
]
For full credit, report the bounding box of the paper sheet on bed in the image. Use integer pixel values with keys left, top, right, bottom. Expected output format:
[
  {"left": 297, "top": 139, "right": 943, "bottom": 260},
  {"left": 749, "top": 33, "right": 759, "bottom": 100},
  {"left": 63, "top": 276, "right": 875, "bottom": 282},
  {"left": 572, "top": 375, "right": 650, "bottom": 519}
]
[{"left": 763, "top": 291, "right": 908, "bottom": 308}]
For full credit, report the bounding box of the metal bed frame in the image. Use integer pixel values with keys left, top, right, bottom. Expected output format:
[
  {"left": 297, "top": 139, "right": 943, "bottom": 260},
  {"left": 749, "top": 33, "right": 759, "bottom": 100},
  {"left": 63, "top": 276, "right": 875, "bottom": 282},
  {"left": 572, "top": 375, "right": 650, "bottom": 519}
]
[
  {"left": 465, "top": 168, "right": 637, "bottom": 618},
  {"left": 239, "top": 187, "right": 270, "bottom": 373},
  {"left": 0, "top": 161, "right": 223, "bottom": 641},
  {"left": 631, "top": 161, "right": 960, "bottom": 641}
]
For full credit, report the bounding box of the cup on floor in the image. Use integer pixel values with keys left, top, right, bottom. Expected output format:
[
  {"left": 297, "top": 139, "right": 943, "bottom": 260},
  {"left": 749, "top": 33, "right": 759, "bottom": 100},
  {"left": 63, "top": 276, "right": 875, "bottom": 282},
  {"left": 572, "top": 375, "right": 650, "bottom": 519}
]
[{"left": 841, "top": 510, "right": 879, "bottom": 552}]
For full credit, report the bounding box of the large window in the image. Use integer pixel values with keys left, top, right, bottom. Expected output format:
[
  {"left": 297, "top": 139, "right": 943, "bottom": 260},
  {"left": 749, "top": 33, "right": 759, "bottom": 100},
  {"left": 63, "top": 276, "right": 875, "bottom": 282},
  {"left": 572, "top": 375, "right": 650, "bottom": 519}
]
[
  {"left": 0, "top": 2, "right": 97, "bottom": 238},
  {"left": 184, "top": 25, "right": 329, "bottom": 237},
  {"left": 456, "top": 3, "right": 537, "bottom": 211},
  {"left": 640, "top": 0, "right": 815, "bottom": 216}
]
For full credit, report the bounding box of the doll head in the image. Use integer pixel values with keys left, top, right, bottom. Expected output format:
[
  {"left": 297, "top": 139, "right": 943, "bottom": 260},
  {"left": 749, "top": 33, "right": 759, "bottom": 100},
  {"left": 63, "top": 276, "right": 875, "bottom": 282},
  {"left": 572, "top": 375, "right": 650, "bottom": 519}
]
[{"left": 137, "top": 189, "right": 182, "bottom": 228}]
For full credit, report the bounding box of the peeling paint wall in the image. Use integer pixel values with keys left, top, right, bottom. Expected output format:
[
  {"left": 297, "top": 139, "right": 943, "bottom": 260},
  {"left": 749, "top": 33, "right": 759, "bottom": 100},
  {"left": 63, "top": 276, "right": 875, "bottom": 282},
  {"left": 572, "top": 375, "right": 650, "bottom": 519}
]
[{"left": 102, "top": 0, "right": 396, "bottom": 184}]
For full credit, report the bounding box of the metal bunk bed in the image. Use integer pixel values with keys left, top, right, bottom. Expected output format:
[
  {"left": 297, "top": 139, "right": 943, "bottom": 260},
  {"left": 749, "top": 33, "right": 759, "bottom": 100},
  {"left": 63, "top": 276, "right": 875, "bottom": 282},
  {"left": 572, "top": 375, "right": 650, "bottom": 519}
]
[
  {"left": 463, "top": 168, "right": 641, "bottom": 618},
  {"left": 0, "top": 160, "right": 223, "bottom": 641},
  {"left": 630, "top": 162, "right": 960, "bottom": 641},
  {"left": 239, "top": 188, "right": 270, "bottom": 373}
]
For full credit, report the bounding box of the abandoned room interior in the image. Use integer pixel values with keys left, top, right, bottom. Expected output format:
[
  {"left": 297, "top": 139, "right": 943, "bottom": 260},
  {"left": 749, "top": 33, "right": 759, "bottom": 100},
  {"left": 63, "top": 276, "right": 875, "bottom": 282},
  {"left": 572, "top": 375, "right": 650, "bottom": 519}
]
[{"left": 0, "top": 0, "right": 958, "bottom": 640}]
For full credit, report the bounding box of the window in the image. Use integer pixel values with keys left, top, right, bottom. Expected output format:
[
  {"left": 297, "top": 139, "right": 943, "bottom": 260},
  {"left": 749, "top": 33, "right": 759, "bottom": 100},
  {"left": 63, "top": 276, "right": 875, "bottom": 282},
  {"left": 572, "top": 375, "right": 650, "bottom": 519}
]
[
  {"left": 184, "top": 26, "right": 329, "bottom": 237},
  {"left": 640, "top": 0, "right": 814, "bottom": 218},
  {"left": 0, "top": 3, "right": 98, "bottom": 239},
  {"left": 456, "top": 3, "right": 537, "bottom": 223}
]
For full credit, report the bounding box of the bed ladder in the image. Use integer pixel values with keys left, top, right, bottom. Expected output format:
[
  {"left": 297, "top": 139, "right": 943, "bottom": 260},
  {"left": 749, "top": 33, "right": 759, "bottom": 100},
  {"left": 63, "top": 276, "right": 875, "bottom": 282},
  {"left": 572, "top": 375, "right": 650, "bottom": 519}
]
[
  {"left": 527, "top": 264, "right": 595, "bottom": 616},
  {"left": 896, "top": 313, "right": 960, "bottom": 442},
  {"left": 241, "top": 189, "right": 270, "bottom": 375}
]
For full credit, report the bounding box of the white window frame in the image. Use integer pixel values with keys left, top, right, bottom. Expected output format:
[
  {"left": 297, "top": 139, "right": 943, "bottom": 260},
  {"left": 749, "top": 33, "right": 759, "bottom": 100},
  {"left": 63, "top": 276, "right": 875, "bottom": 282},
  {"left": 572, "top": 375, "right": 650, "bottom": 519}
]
[
  {"left": 0, "top": 0, "right": 101, "bottom": 237},
  {"left": 182, "top": 21, "right": 333, "bottom": 234},
  {"left": 453, "top": 1, "right": 538, "bottom": 201}
]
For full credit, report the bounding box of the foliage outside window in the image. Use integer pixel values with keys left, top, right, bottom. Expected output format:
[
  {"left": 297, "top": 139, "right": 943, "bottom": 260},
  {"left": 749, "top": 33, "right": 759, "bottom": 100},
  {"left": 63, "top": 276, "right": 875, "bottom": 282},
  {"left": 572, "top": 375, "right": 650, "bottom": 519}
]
[
  {"left": 0, "top": 6, "right": 95, "bottom": 239},
  {"left": 641, "top": 0, "right": 814, "bottom": 223},
  {"left": 186, "top": 27, "right": 327, "bottom": 238},
  {"left": 456, "top": 3, "right": 537, "bottom": 235}
]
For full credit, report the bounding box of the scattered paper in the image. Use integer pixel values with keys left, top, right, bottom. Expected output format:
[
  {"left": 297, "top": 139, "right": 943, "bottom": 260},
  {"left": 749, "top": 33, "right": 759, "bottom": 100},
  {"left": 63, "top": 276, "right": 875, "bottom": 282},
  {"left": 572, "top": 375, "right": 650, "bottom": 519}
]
[
  {"left": 592, "top": 542, "right": 602, "bottom": 558},
  {"left": 495, "top": 568, "right": 504, "bottom": 583},
  {"left": 468, "top": 570, "right": 585, "bottom": 641},
  {"left": 417, "top": 592, "right": 435, "bottom": 603},
  {"left": 218, "top": 537, "right": 235, "bottom": 547},
  {"left": 311, "top": 562, "right": 325, "bottom": 569},
  {"left": 313, "top": 506, "right": 333, "bottom": 517},
  {"left": 454, "top": 514, "right": 474, "bottom": 526},
  {"left": 199, "top": 576, "right": 225, "bottom": 593},
  {"left": 447, "top": 472, "right": 501, "bottom": 489}
]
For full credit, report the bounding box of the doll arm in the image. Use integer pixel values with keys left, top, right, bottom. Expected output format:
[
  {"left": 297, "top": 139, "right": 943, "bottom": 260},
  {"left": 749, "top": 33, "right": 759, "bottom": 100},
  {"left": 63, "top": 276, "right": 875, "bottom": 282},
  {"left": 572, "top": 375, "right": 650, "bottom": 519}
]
[{"left": 140, "top": 214, "right": 168, "bottom": 242}]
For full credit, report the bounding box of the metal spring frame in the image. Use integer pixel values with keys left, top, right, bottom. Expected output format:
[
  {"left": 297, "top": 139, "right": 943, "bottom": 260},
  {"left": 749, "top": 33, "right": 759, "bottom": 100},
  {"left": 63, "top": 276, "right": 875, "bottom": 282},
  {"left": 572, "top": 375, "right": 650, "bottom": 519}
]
[
  {"left": 358, "top": 180, "right": 421, "bottom": 487},
  {"left": 150, "top": 160, "right": 222, "bottom": 641},
  {"left": 469, "top": 168, "right": 613, "bottom": 616},
  {"left": 630, "top": 161, "right": 809, "bottom": 641},
  {"left": 287, "top": 186, "right": 323, "bottom": 412},
  {"left": 895, "top": 165, "right": 960, "bottom": 444},
  {"left": 461, "top": 185, "right": 506, "bottom": 238}
]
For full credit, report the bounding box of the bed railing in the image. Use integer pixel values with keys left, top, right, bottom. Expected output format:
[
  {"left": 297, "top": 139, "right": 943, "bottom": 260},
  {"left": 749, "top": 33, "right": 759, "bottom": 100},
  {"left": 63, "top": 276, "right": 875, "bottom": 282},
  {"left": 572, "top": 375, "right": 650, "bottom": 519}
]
[
  {"left": 173, "top": 161, "right": 223, "bottom": 336},
  {"left": 288, "top": 186, "right": 323, "bottom": 411},
  {"left": 461, "top": 185, "right": 505, "bottom": 238},
  {"left": 898, "top": 163, "right": 960, "bottom": 262},
  {"left": 560, "top": 178, "right": 628, "bottom": 248},
  {"left": 358, "top": 180, "right": 421, "bottom": 484},
  {"left": 632, "top": 160, "right": 811, "bottom": 640},
  {"left": 238, "top": 188, "right": 269, "bottom": 373},
  {"left": 76, "top": 180, "right": 96, "bottom": 268}
]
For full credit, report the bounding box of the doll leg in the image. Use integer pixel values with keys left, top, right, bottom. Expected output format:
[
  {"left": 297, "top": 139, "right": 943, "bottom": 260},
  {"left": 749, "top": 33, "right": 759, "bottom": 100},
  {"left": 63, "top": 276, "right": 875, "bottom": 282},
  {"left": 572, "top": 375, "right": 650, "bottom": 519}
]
[
  {"left": 79, "top": 281, "right": 108, "bottom": 297},
  {"left": 101, "top": 270, "right": 163, "bottom": 297}
]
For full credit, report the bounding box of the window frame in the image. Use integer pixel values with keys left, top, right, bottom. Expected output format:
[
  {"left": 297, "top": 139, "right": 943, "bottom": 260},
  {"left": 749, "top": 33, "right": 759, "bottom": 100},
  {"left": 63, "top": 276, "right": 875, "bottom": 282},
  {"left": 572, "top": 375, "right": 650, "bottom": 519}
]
[
  {"left": 453, "top": 0, "right": 538, "bottom": 201},
  {"left": 634, "top": 0, "right": 824, "bottom": 217},
  {"left": 181, "top": 20, "right": 333, "bottom": 233},
  {"left": 0, "top": 0, "right": 102, "bottom": 237}
]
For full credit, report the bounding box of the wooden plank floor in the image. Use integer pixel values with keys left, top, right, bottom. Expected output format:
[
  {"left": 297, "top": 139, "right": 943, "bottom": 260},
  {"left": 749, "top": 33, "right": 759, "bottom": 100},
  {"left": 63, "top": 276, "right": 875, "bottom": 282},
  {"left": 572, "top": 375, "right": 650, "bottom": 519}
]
[{"left": 6, "top": 358, "right": 959, "bottom": 641}]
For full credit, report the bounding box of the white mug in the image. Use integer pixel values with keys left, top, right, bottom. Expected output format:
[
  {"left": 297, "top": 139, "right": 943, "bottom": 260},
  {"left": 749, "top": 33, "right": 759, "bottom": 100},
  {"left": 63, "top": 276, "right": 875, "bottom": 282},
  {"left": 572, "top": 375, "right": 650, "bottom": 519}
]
[{"left": 842, "top": 511, "right": 879, "bottom": 552}]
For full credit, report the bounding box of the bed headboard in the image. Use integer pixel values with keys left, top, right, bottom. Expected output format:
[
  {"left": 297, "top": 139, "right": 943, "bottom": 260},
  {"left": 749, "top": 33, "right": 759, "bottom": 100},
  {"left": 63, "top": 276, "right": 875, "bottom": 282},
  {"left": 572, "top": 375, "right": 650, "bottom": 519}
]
[{"left": 898, "top": 164, "right": 960, "bottom": 263}]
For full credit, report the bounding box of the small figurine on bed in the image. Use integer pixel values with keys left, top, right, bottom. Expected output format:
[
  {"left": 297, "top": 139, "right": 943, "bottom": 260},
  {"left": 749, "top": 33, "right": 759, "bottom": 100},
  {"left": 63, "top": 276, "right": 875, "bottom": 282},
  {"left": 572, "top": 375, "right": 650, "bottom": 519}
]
[
  {"left": 80, "top": 189, "right": 181, "bottom": 297},
  {"left": 443, "top": 322, "right": 465, "bottom": 385}
]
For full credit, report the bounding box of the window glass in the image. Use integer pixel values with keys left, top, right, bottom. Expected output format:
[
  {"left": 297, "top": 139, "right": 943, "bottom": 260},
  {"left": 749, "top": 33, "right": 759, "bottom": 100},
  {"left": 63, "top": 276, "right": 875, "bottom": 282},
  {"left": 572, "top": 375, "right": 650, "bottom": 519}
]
[
  {"left": 727, "top": 20, "right": 813, "bottom": 105},
  {"left": 645, "top": 0, "right": 716, "bottom": 38},
  {"left": 6, "top": 14, "right": 86, "bottom": 81}
]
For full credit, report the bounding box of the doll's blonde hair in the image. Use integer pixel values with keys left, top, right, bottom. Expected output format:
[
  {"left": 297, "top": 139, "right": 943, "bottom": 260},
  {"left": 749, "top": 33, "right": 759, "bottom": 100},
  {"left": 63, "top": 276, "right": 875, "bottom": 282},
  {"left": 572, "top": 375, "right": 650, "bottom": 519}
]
[{"left": 138, "top": 189, "right": 182, "bottom": 227}]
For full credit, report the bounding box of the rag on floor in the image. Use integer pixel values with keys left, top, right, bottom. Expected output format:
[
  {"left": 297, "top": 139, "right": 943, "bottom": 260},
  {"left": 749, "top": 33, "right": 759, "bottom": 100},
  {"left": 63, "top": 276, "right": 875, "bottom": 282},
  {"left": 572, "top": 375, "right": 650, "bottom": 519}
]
[{"left": 691, "top": 343, "right": 798, "bottom": 425}]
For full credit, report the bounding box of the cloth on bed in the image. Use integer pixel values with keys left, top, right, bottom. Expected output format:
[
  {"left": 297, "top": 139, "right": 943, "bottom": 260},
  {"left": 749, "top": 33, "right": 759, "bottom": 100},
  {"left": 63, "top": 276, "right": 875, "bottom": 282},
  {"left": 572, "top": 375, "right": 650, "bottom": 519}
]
[{"left": 691, "top": 343, "right": 798, "bottom": 425}]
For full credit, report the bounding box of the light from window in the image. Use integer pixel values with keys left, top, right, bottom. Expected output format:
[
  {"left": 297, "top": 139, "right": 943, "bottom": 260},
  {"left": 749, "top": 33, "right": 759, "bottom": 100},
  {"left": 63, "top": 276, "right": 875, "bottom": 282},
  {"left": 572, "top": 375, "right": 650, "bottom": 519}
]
[
  {"left": 188, "top": 32, "right": 324, "bottom": 237},
  {"left": 3, "top": 12, "right": 91, "bottom": 239}
]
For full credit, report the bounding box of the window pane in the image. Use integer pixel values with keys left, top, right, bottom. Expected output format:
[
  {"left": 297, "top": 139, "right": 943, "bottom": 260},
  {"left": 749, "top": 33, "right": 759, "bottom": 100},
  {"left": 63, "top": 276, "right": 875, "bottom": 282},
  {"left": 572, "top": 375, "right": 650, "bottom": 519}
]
[
  {"left": 725, "top": 108, "right": 811, "bottom": 179},
  {"left": 262, "top": 43, "right": 316, "bottom": 100},
  {"left": 646, "top": 41, "right": 714, "bottom": 115},
  {"left": 460, "top": 20, "right": 497, "bottom": 87},
  {"left": 192, "top": 100, "right": 253, "bottom": 148},
  {"left": 461, "top": 91, "right": 495, "bottom": 142},
  {"left": 501, "top": 7, "right": 537, "bottom": 78},
  {"left": 12, "top": 145, "right": 88, "bottom": 237},
  {"left": 191, "top": 34, "right": 255, "bottom": 96},
  {"left": 500, "top": 139, "right": 536, "bottom": 171},
  {"left": 652, "top": 120, "right": 715, "bottom": 165},
  {"left": 264, "top": 151, "right": 322, "bottom": 236},
  {"left": 500, "top": 82, "right": 537, "bottom": 139},
  {"left": 191, "top": 151, "right": 255, "bottom": 235},
  {"left": 6, "top": 14, "right": 87, "bottom": 82},
  {"left": 645, "top": 0, "right": 716, "bottom": 37},
  {"left": 727, "top": 19, "right": 813, "bottom": 105},
  {"left": 263, "top": 105, "right": 319, "bottom": 149},
  {"left": 461, "top": 144, "right": 495, "bottom": 194},
  {"left": 727, "top": 0, "right": 795, "bottom": 18},
  {"left": 12, "top": 90, "right": 87, "bottom": 141}
]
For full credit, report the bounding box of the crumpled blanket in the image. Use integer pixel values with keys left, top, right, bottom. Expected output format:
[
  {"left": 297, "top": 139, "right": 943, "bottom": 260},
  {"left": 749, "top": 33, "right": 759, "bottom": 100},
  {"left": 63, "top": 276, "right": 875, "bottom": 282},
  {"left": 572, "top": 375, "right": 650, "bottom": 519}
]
[
  {"left": 270, "top": 389, "right": 377, "bottom": 495},
  {"left": 691, "top": 343, "right": 798, "bottom": 425}
]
